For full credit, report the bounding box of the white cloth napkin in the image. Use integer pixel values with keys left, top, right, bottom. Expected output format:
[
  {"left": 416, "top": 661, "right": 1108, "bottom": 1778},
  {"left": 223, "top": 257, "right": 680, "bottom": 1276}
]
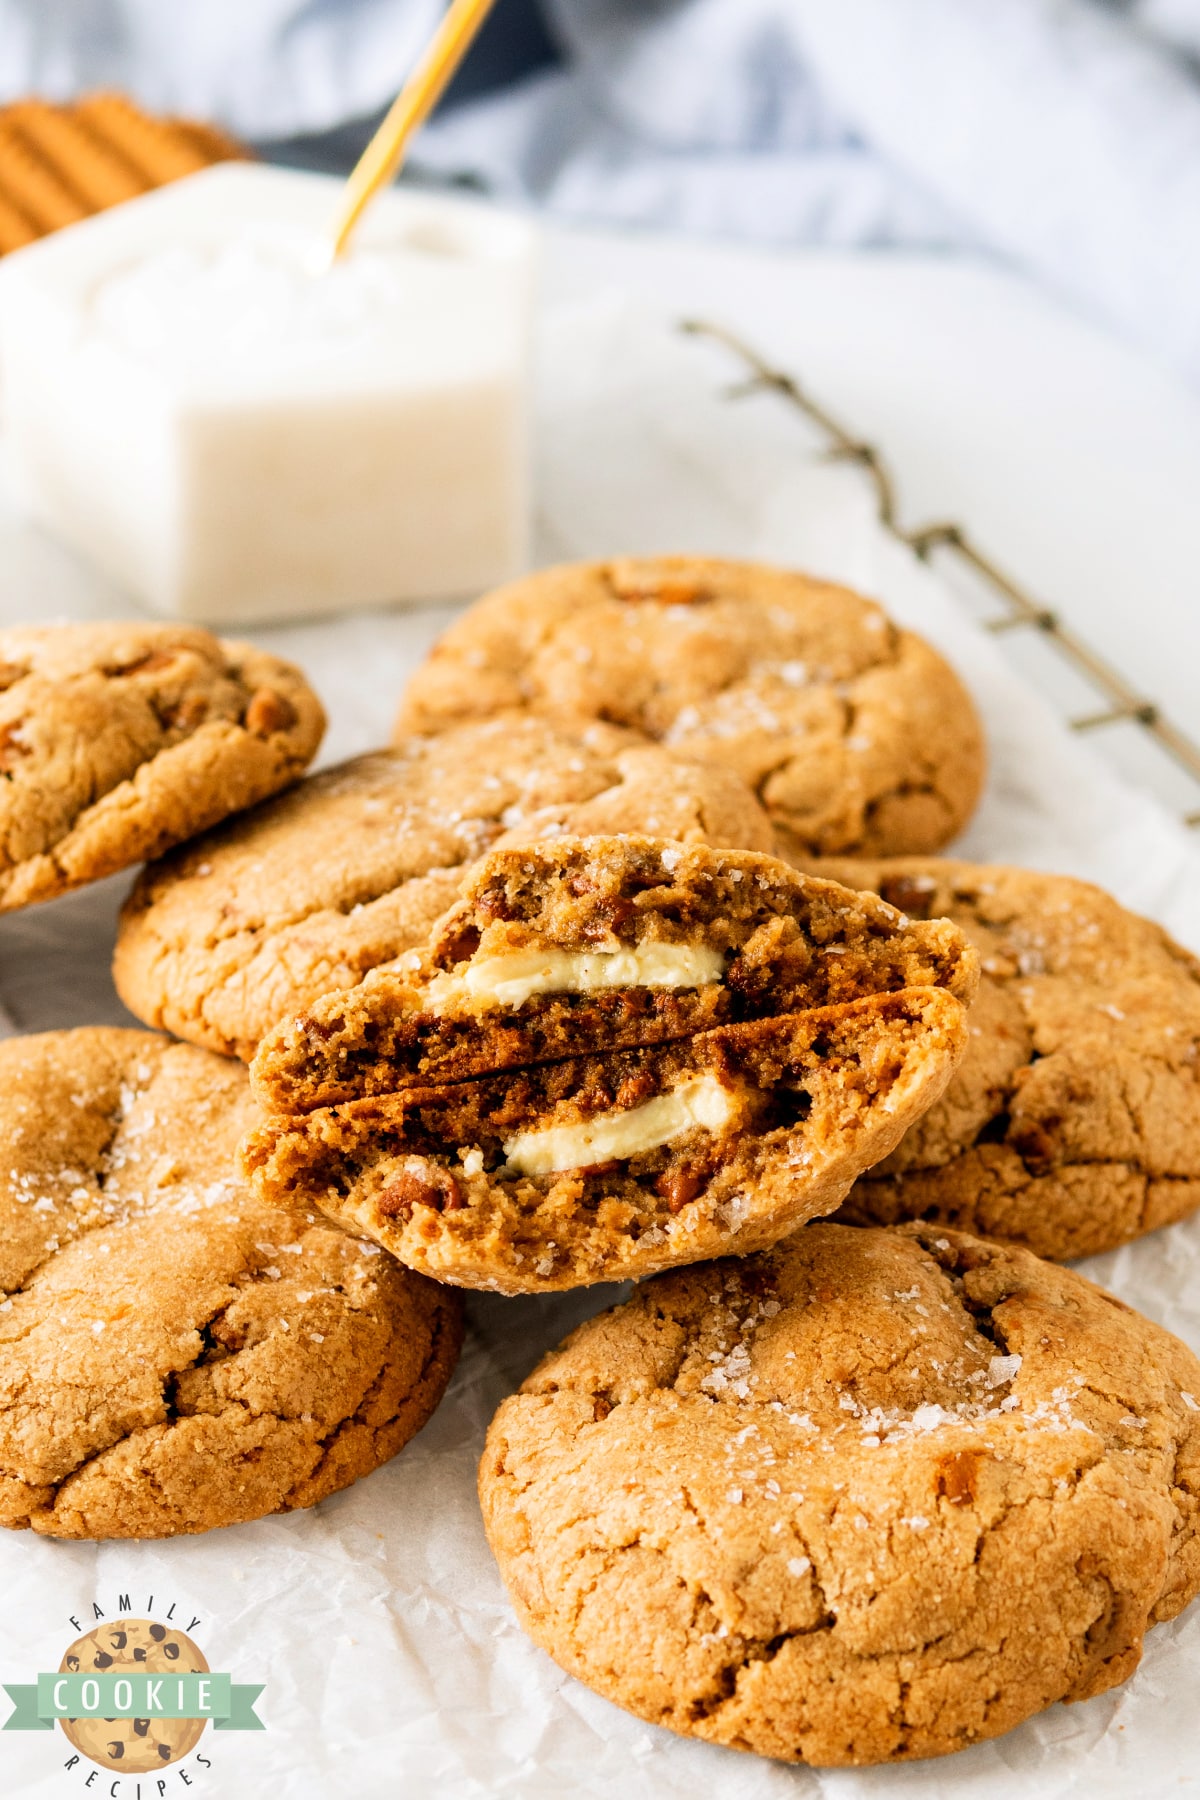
[{"left": 0, "top": 298, "right": 1198, "bottom": 1798}]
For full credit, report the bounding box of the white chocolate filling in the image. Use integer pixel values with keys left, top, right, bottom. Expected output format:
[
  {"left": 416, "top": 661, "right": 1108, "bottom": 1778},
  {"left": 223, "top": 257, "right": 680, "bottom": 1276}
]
[
  {"left": 426, "top": 942, "right": 725, "bottom": 1013},
  {"left": 501, "top": 1074, "right": 737, "bottom": 1177}
]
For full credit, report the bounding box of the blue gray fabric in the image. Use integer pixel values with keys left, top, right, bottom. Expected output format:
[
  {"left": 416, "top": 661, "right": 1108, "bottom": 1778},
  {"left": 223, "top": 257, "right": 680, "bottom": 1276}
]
[{"left": 2, "top": 0, "right": 1200, "bottom": 375}]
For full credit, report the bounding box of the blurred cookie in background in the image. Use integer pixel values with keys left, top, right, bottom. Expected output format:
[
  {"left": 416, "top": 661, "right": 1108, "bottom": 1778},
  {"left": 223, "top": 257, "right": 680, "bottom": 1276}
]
[{"left": 0, "top": 91, "right": 243, "bottom": 255}]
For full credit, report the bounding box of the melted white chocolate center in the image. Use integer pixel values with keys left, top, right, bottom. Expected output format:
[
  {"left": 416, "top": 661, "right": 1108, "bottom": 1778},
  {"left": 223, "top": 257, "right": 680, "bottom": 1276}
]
[
  {"left": 426, "top": 942, "right": 725, "bottom": 1013},
  {"left": 501, "top": 1074, "right": 737, "bottom": 1177}
]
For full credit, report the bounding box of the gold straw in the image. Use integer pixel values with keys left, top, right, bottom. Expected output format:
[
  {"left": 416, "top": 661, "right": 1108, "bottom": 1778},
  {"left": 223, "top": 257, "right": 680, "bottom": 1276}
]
[{"left": 329, "top": 0, "right": 498, "bottom": 260}]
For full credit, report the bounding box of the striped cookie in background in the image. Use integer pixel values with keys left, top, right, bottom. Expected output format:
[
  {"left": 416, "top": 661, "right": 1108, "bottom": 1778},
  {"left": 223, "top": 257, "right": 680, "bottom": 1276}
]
[{"left": 0, "top": 92, "right": 244, "bottom": 255}]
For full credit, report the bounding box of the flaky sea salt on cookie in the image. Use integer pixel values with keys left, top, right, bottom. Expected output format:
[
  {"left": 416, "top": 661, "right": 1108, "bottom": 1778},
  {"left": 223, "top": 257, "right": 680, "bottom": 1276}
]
[
  {"left": 113, "top": 714, "right": 775, "bottom": 1061},
  {"left": 0, "top": 1029, "right": 462, "bottom": 1539},
  {"left": 252, "top": 836, "right": 977, "bottom": 1114},
  {"left": 396, "top": 556, "right": 985, "bottom": 859},
  {"left": 812, "top": 857, "right": 1200, "bottom": 1260},
  {"left": 480, "top": 1222, "right": 1200, "bottom": 1765},
  {"left": 0, "top": 621, "right": 324, "bottom": 910}
]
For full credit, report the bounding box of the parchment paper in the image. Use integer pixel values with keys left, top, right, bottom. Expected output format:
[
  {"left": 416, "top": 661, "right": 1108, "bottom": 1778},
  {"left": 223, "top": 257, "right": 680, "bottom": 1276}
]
[{"left": 0, "top": 299, "right": 1197, "bottom": 1800}]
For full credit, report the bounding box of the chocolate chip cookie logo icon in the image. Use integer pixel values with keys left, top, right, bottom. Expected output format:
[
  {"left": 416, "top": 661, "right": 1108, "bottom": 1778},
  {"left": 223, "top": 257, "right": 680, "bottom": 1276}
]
[{"left": 3, "top": 1613, "right": 264, "bottom": 1776}]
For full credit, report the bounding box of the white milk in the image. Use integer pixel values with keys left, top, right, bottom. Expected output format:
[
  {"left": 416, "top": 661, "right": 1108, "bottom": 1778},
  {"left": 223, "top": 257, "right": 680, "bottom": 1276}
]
[{"left": 0, "top": 163, "right": 536, "bottom": 623}]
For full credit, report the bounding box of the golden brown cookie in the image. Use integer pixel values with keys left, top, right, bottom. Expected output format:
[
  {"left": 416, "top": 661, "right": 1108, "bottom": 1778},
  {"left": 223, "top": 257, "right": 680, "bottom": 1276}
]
[
  {"left": 113, "top": 714, "right": 776, "bottom": 1061},
  {"left": 810, "top": 858, "right": 1200, "bottom": 1260},
  {"left": 0, "top": 622, "right": 324, "bottom": 911},
  {"left": 396, "top": 557, "right": 986, "bottom": 859},
  {"left": 251, "top": 835, "right": 977, "bottom": 1113},
  {"left": 243, "top": 842, "right": 974, "bottom": 1293},
  {"left": 480, "top": 1221, "right": 1200, "bottom": 1765},
  {"left": 0, "top": 1028, "right": 462, "bottom": 1539},
  {"left": 0, "top": 93, "right": 243, "bottom": 256}
]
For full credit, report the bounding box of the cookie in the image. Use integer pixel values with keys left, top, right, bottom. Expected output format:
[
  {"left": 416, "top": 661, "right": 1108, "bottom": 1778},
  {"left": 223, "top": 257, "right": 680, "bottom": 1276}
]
[
  {"left": 0, "top": 622, "right": 324, "bottom": 911},
  {"left": 480, "top": 1221, "right": 1200, "bottom": 1765},
  {"left": 113, "top": 714, "right": 777, "bottom": 1061},
  {"left": 395, "top": 556, "right": 986, "bottom": 859},
  {"left": 58, "top": 1620, "right": 209, "bottom": 1772},
  {"left": 242, "top": 842, "right": 973, "bottom": 1292},
  {"left": 251, "top": 835, "right": 977, "bottom": 1113},
  {"left": 0, "top": 93, "right": 243, "bottom": 256},
  {"left": 0, "top": 1028, "right": 462, "bottom": 1539},
  {"left": 809, "top": 858, "right": 1200, "bottom": 1261}
]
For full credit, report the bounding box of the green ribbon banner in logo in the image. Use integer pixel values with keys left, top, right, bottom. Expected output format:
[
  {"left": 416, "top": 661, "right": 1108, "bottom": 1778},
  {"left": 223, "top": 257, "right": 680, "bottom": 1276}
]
[{"left": 3, "top": 1672, "right": 264, "bottom": 1732}]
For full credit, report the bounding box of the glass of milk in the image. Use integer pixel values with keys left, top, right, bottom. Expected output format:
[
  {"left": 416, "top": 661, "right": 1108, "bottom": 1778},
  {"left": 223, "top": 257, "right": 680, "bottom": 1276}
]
[{"left": 0, "top": 163, "right": 537, "bottom": 623}]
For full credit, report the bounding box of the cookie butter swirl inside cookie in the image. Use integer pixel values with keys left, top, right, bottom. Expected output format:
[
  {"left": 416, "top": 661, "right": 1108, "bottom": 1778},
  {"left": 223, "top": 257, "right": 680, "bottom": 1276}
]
[
  {"left": 426, "top": 942, "right": 725, "bottom": 1013},
  {"left": 501, "top": 1074, "right": 737, "bottom": 1176}
]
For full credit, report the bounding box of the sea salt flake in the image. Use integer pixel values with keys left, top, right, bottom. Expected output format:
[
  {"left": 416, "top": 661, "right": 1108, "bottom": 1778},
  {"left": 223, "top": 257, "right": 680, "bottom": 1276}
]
[
  {"left": 787, "top": 1556, "right": 811, "bottom": 1577},
  {"left": 987, "top": 1353, "right": 1023, "bottom": 1388}
]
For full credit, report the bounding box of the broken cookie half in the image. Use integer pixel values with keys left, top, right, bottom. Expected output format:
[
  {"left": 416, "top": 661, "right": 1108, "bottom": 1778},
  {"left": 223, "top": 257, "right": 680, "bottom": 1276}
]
[
  {"left": 252, "top": 836, "right": 977, "bottom": 1113},
  {"left": 244, "top": 840, "right": 977, "bottom": 1292}
]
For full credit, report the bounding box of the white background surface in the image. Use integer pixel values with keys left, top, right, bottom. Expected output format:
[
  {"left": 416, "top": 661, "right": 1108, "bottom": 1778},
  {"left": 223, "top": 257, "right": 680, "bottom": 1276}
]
[{"left": 0, "top": 230, "right": 1199, "bottom": 1797}]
